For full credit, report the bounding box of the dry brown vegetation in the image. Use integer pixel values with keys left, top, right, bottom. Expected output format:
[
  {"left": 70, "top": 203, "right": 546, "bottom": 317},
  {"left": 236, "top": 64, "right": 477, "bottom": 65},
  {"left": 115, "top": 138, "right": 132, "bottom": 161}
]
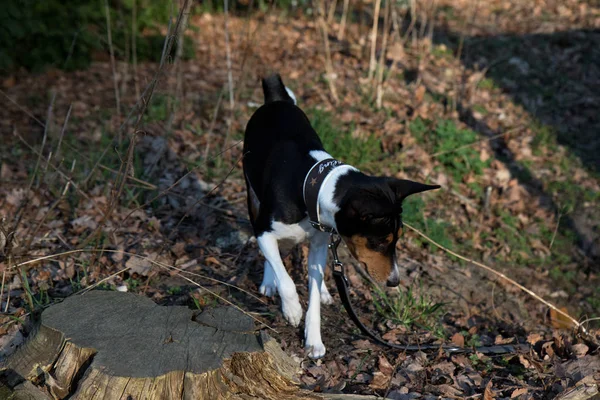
[{"left": 1, "top": 0, "right": 599, "bottom": 398}]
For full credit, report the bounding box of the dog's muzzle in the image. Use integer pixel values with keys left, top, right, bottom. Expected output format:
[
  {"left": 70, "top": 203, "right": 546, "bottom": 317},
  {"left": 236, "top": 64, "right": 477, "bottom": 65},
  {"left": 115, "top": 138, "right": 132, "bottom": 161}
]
[{"left": 386, "top": 275, "right": 400, "bottom": 287}]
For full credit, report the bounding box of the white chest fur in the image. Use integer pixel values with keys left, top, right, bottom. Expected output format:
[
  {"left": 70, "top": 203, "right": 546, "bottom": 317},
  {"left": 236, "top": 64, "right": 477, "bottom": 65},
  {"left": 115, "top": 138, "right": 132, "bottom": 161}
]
[{"left": 270, "top": 218, "right": 314, "bottom": 244}]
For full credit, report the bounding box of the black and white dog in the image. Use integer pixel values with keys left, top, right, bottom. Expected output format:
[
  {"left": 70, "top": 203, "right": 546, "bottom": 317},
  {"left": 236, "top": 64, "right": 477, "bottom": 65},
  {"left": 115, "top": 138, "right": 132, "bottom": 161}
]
[{"left": 243, "top": 74, "right": 439, "bottom": 358}]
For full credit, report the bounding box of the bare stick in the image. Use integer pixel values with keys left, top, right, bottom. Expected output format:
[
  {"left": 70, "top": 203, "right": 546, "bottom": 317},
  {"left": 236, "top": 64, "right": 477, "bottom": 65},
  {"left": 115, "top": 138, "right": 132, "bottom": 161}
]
[
  {"left": 337, "top": 0, "right": 350, "bottom": 40},
  {"left": 549, "top": 210, "right": 563, "bottom": 250},
  {"left": 375, "top": 0, "right": 391, "bottom": 108},
  {"left": 368, "top": 0, "right": 382, "bottom": 81},
  {"left": 79, "top": 1, "right": 189, "bottom": 249},
  {"left": 12, "top": 248, "right": 276, "bottom": 332},
  {"left": 0, "top": 90, "right": 45, "bottom": 127},
  {"left": 317, "top": 0, "right": 339, "bottom": 104},
  {"left": 403, "top": 222, "right": 585, "bottom": 333},
  {"left": 431, "top": 126, "right": 522, "bottom": 158},
  {"left": 104, "top": 0, "right": 121, "bottom": 139},
  {"left": 204, "top": 86, "right": 225, "bottom": 160},
  {"left": 54, "top": 103, "right": 72, "bottom": 161},
  {"left": 167, "top": 0, "right": 193, "bottom": 133},
  {"left": 132, "top": 0, "right": 140, "bottom": 100},
  {"left": 327, "top": 0, "right": 338, "bottom": 24},
  {"left": 222, "top": 0, "right": 235, "bottom": 161},
  {"left": 32, "top": 92, "right": 56, "bottom": 191}
]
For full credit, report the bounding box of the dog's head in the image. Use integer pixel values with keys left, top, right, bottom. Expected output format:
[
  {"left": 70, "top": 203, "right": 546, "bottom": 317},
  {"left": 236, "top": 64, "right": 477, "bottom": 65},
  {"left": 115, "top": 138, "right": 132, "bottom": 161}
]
[{"left": 335, "top": 176, "right": 440, "bottom": 287}]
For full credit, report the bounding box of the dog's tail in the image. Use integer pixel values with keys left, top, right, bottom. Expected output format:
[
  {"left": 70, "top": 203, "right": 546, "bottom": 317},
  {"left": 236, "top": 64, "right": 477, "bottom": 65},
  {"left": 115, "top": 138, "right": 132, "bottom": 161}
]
[{"left": 262, "top": 73, "right": 297, "bottom": 105}]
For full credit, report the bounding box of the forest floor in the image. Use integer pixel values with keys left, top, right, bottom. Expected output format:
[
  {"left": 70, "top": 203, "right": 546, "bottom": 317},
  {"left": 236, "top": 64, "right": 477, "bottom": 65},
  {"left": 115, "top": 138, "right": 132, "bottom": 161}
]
[{"left": 1, "top": 0, "right": 599, "bottom": 398}]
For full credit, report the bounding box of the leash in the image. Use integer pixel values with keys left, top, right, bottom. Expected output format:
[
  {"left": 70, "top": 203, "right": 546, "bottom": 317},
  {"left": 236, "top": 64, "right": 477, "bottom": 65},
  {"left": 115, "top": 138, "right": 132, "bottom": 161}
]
[{"left": 328, "top": 234, "right": 530, "bottom": 355}]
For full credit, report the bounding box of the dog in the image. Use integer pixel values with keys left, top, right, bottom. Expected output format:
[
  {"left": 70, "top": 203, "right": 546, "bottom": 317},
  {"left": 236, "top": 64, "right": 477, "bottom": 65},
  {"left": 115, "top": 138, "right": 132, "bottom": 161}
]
[{"left": 243, "top": 74, "right": 440, "bottom": 358}]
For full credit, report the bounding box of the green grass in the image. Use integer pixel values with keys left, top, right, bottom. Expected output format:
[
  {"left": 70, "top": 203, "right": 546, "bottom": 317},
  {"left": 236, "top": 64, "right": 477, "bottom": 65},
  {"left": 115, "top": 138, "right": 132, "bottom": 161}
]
[
  {"left": 410, "top": 118, "right": 490, "bottom": 182},
  {"left": 373, "top": 283, "right": 446, "bottom": 338},
  {"left": 477, "top": 77, "right": 498, "bottom": 90},
  {"left": 310, "top": 108, "right": 384, "bottom": 168}
]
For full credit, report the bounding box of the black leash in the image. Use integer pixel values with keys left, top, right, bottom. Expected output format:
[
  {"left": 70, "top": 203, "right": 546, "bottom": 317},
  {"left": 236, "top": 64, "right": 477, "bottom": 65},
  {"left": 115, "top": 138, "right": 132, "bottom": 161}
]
[{"left": 328, "top": 234, "right": 529, "bottom": 355}]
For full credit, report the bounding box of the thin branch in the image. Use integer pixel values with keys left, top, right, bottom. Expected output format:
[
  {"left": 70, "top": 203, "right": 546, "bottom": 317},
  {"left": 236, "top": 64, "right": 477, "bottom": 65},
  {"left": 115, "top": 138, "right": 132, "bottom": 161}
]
[
  {"left": 337, "top": 0, "right": 350, "bottom": 40},
  {"left": 317, "top": 0, "right": 339, "bottom": 104},
  {"left": 403, "top": 222, "right": 585, "bottom": 334},
  {"left": 368, "top": 0, "right": 382, "bottom": 81},
  {"left": 222, "top": 0, "right": 236, "bottom": 162},
  {"left": 431, "top": 126, "right": 522, "bottom": 158},
  {"left": 12, "top": 248, "right": 275, "bottom": 332},
  {"left": 104, "top": 0, "right": 122, "bottom": 138},
  {"left": 132, "top": 0, "right": 140, "bottom": 100},
  {"left": 375, "top": 0, "right": 391, "bottom": 108}
]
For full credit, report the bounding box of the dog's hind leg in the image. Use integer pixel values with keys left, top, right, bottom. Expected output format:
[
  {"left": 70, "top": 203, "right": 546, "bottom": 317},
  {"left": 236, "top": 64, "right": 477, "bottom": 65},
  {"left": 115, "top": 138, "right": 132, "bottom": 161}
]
[
  {"left": 257, "top": 233, "right": 303, "bottom": 327},
  {"left": 304, "top": 231, "right": 329, "bottom": 358},
  {"left": 259, "top": 261, "right": 277, "bottom": 297}
]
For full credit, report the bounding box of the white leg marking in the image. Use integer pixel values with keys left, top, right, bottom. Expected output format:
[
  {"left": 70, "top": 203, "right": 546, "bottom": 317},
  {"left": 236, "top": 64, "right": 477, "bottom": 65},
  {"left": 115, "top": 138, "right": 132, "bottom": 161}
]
[
  {"left": 304, "top": 231, "right": 329, "bottom": 358},
  {"left": 259, "top": 261, "right": 277, "bottom": 297},
  {"left": 257, "top": 233, "right": 303, "bottom": 327},
  {"left": 320, "top": 279, "right": 334, "bottom": 305}
]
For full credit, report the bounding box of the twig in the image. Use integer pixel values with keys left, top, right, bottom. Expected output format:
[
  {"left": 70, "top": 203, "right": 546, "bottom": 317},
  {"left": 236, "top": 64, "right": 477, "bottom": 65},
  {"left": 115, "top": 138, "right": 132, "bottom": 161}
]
[
  {"left": 431, "top": 126, "right": 522, "bottom": 158},
  {"left": 167, "top": 0, "right": 193, "bottom": 133},
  {"left": 222, "top": 0, "right": 235, "bottom": 162},
  {"left": 132, "top": 0, "right": 140, "bottom": 100},
  {"left": 337, "top": 0, "right": 350, "bottom": 40},
  {"left": 32, "top": 92, "right": 56, "bottom": 191},
  {"left": 375, "top": 0, "right": 391, "bottom": 108},
  {"left": 12, "top": 249, "right": 275, "bottom": 332},
  {"left": 0, "top": 89, "right": 45, "bottom": 127},
  {"left": 327, "top": 0, "right": 338, "bottom": 24},
  {"left": 317, "top": 0, "right": 339, "bottom": 104},
  {"left": 368, "top": 0, "right": 382, "bottom": 81},
  {"left": 104, "top": 0, "right": 121, "bottom": 138},
  {"left": 204, "top": 86, "right": 225, "bottom": 160},
  {"left": 549, "top": 210, "right": 563, "bottom": 250},
  {"left": 115, "top": 140, "right": 242, "bottom": 233},
  {"left": 403, "top": 222, "right": 585, "bottom": 334},
  {"left": 54, "top": 103, "right": 72, "bottom": 162},
  {"left": 79, "top": 1, "right": 189, "bottom": 249}
]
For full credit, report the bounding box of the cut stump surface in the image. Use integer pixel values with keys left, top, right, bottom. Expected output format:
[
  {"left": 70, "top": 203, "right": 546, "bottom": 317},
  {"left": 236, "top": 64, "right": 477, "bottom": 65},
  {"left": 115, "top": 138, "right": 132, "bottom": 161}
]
[{"left": 0, "top": 290, "right": 313, "bottom": 399}]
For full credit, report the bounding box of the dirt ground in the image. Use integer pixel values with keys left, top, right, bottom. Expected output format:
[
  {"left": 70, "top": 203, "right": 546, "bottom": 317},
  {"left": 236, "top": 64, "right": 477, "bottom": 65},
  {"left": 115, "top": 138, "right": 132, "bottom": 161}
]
[{"left": 1, "top": 1, "right": 599, "bottom": 398}]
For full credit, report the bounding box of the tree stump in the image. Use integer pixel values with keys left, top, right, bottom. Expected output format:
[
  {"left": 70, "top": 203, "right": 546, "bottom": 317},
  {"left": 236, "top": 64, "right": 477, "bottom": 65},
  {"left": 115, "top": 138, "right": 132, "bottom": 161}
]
[{"left": 0, "top": 290, "right": 315, "bottom": 400}]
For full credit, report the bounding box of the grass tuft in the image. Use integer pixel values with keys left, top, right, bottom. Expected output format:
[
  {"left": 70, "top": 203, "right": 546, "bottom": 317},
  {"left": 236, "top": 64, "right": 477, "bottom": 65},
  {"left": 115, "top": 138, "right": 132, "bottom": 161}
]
[{"left": 373, "top": 283, "right": 446, "bottom": 338}]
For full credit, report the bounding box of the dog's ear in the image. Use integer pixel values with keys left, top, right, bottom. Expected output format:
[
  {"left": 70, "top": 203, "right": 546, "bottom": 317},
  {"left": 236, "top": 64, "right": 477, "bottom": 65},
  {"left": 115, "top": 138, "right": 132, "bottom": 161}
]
[{"left": 388, "top": 179, "right": 440, "bottom": 201}]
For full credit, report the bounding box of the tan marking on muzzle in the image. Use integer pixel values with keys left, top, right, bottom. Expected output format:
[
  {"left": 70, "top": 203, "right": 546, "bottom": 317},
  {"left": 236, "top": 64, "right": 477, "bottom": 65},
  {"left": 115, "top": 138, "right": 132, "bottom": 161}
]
[{"left": 343, "top": 235, "right": 392, "bottom": 283}]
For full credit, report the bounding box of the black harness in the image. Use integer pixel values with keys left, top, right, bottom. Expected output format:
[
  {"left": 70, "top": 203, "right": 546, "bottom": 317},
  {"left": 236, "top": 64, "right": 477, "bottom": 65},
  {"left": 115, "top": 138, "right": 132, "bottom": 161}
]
[{"left": 303, "top": 159, "right": 528, "bottom": 354}]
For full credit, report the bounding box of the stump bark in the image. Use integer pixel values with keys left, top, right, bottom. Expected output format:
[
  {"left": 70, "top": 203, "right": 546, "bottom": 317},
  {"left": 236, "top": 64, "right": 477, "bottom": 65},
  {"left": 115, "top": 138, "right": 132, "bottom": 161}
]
[{"left": 0, "top": 290, "right": 314, "bottom": 400}]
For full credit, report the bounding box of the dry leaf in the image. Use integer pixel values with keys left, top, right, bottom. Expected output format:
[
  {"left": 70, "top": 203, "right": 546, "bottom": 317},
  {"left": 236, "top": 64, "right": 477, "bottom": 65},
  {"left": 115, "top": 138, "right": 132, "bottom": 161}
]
[
  {"left": 549, "top": 307, "right": 576, "bottom": 329},
  {"left": 369, "top": 371, "right": 390, "bottom": 390},
  {"left": 527, "top": 333, "right": 543, "bottom": 345},
  {"left": 571, "top": 343, "right": 589, "bottom": 358},
  {"left": 378, "top": 354, "right": 395, "bottom": 376},
  {"left": 451, "top": 333, "right": 465, "bottom": 347},
  {"left": 415, "top": 85, "right": 426, "bottom": 104},
  {"left": 484, "top": 380, "right": 495, "bottom": 400},
  {"left": 126, "top": 256, "right": 152, "bottom": 276},
  {"left": 511, "top": 388, "right": 527, "bottom": 398}
]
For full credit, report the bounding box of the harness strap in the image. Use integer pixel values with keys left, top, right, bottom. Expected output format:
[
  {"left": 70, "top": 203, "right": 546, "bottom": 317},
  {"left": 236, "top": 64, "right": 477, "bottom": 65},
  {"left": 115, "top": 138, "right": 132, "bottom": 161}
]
[{"left": 329, "top": 235, "right": 529, "bottom": 355}]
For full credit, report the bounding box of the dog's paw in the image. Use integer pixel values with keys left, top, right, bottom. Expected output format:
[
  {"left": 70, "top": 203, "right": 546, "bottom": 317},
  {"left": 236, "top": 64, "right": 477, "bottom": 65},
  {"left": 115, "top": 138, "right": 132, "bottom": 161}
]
[
  {"left": 282, "top": 300, "right": 303, "bottom": 327},
  {"left": 320, "top": 289, "right": 334, "bottom": 305},
  {"left": 305, "top": 341, "right": 326, "bottom": 359},
  {"left": 259, "top": 283, "right": 277, "bottom": 297}
]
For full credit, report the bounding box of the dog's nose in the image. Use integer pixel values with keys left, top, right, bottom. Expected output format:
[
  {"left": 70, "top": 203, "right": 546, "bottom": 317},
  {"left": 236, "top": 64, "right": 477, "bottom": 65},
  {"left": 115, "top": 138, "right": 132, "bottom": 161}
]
[{"left": 386, "top": 276, "right": 400, "bottom": 287}]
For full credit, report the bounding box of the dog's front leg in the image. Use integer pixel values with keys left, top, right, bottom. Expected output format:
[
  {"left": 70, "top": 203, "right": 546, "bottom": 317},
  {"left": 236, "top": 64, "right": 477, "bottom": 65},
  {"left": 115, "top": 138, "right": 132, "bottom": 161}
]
[
  {"left": 305, "top": 231, "right": 329, "bottom": 358},
  {"left": 257, "top": 233, "right": 303, "bottom": 327}
]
